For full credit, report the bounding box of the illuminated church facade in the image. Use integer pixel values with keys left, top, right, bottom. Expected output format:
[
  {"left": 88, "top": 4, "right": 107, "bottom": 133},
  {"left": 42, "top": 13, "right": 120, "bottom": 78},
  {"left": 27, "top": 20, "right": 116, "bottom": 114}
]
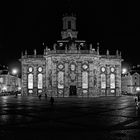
[{"left": 20, "top": 15, "right": 123, "bottom": 97}]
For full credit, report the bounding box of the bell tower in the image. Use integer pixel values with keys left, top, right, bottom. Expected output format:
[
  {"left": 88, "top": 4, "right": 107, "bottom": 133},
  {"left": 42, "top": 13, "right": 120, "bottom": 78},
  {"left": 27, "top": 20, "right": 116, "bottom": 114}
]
[{"left": 61, "top": 15, "right": 78, "bottom": 39}]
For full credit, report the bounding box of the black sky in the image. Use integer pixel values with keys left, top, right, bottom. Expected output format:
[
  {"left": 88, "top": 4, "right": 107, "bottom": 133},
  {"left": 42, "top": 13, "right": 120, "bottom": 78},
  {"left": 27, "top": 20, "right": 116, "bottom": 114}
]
[{"left": 0, "top": 0, "right": 140, "bottom": 69}]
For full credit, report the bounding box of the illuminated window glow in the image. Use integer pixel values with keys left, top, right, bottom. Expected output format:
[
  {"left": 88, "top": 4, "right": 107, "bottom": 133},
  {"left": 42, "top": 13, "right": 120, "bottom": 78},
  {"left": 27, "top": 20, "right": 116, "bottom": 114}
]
[
  {"left": 71, "top": 64, "right": 75, "bottom": 71},
  {"left": 110, "top": 73, "right": 115, "bottom": 89},
  {"left": 29, "top": 67, "right": 33, "bottom": 72},
  {"left": 29, "top": 90, "right": 33, "bottom": 93},
  {"left": 0, "top": 78, "right": 3, "bottom": 83},
  {"left": 111, "top": 89, "right": 115, "bottom": 93},
  {"left": 82, "top": 72, "right": 88, "bottom": 89},
  {"left": 58, "top": 71, "right": 64, "bottom": 89},
  {"left": 38, "top": 73, "right": 43, "bottom": 89},
  {"left": 28, "top": 74, "right": 33, "bottom": 89},
  {"left": 101, "top": 67, "right": 105, "bottom": 72},
  {"left": 101, "top": 74, "right": 106, "bottom": 89},
  {"left": 38, "top": 90, "right": 42, "bottom": 93},
  {"left": 38, "top": 67, "right": 43, "bottom": 72}
]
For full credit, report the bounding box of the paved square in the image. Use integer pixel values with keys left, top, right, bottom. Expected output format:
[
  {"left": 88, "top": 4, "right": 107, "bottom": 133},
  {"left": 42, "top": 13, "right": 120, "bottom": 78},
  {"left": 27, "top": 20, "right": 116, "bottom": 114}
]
[{"left": 0, "top": 95, "right": 140, "bottom": 139}]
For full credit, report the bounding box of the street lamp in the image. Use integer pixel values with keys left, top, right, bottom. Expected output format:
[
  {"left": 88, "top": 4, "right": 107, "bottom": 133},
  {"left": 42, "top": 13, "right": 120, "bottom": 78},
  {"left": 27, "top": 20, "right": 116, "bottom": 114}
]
[
  {"left": 136, "top": 87, "right": 140, "bottom": 92},
  {"left": 11, "top": 68, "right": 19, "bottom": 92},
  {"left": 12, "top": 68, "right": 18, "bottom": 76},
  {"left": 122, "top": 68, "right": 127, "bottom": 75}
]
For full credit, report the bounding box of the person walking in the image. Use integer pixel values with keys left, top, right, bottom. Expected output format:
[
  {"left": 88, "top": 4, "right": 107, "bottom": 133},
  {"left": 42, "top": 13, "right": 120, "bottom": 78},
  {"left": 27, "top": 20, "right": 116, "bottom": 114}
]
[
  {"left": 38, "top": 94, "right": 42, "bottom": 100},
  {"left": 45, "top": 93, "right": 47, "bottom": 99},
  {"left": 50, "top": 96, "right": 54, "bottom": 106}
]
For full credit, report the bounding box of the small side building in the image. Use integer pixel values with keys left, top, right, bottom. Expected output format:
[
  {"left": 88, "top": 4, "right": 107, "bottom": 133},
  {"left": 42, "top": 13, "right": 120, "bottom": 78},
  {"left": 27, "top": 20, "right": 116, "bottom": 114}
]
[
  {"left": 122, "top": 66, "right": 140, "bottom": 94},
  {"left": 0, "top": 70, "right": 21, "bottom": 94}
]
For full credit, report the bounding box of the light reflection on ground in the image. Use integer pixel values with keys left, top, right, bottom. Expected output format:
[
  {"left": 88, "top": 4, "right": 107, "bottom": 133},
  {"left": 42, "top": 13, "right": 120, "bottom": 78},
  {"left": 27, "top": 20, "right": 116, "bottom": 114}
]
[{"left": 0, "top": 95, "right": 140, "bottom": 139}]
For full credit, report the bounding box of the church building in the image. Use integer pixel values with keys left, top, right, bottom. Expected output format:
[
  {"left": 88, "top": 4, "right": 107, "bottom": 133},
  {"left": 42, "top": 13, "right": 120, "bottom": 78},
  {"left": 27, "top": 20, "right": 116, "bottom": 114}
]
[{"left": 20, "top": 15, "right": 123, "bottom": 97}]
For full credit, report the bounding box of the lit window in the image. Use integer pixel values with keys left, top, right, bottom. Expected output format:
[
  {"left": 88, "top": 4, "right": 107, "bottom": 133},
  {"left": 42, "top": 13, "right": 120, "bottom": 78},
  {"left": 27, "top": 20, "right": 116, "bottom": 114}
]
[
  {"left": 71, "top": 64, "right": 75, "bottom": 71},
  {"left": 111, "top": 67, "right": 115, "bottom": 72},
  {"left": 59, "top": 43, "right": 63, "bottom": 46},
  {"left": 29, "top": 67, "right": 33, "bottom": 72},
  {"left": 110, "top": 73, "right": 115, "bottom": 89},
  {"left": 58, "top": 71, "right": 64, "bottom": 89},
  {"left": 83, "top": 90, "right": 88, "bottom": 94},
  {"left": 111, "top": 90, "right": 115, "bottom": 93},
  {"left": 38, "top": 90, "right": 42, "bottom": 93},
  {"left": 38, "top": 67, "right": 43, "bottom": 72},
  {"left": 38, "top": 73, "right": 43, "bottom": 89},
  {"left": 82, "top": 72, "right": 88, "bottom": 89},
  {"left": 101, "top": 67, "right": 105, "bottom": 72},
  {"left": 101, "top": 74, "right": 106, "bottom": 89},
  {"left": 28, "top": 74, "right": 33, "bottom": 89},
  {"left": 58, "top": 90, "right": 63, "bottom": 94},
  {"left": 0, "top": 78, "right": 3, "bottom": 83},
  {"left": 29, "top": 90, "right": 33, "bottom": 93}
]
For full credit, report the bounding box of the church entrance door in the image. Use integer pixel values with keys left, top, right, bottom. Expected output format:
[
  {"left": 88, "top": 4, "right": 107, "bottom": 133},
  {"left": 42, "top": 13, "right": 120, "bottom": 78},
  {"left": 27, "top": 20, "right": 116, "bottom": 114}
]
[{"left": 69, "top": 85, "right": 77, "bottom": 96}]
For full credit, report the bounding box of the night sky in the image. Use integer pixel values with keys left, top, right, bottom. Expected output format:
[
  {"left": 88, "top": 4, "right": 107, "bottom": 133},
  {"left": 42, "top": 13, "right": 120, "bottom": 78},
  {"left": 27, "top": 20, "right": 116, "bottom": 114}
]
[{"left": 0, "top": 0, "right": 140, "bottom": 71}]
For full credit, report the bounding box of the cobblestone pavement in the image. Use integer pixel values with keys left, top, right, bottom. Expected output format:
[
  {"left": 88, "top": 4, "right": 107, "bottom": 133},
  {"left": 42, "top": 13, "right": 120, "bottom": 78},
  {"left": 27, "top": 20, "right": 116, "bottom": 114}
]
[{"left": 0, "top": 95, "right": 140, "bottom": 140}]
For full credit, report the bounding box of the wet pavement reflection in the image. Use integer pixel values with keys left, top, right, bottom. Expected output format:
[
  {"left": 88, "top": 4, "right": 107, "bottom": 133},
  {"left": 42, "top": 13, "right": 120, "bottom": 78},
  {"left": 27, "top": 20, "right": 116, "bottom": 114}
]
[{"left": 0, "top": 95, "right": 140, "bottom": 139}]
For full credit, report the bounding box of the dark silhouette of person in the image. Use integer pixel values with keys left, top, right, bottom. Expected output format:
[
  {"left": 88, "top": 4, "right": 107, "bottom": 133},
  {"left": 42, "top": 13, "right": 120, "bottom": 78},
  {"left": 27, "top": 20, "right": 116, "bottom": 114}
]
[
  {"left": 38, "top": 94, "right": 41, "bottom": 100},
  {"left": 45, "top": 93, "right": 47, "bottom": 99},
  {"left": 138, "top": 95, "right": 140, "bottom": 102},
  {"left": 15, "top": 91, "right": 18, "bottom": 97},
  {"left": 50, "top": 97, "right": 54, "bottom": 105}
]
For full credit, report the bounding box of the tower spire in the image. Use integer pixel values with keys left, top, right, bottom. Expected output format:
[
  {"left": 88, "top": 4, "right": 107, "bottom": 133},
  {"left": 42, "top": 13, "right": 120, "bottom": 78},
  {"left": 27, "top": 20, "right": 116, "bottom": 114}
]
[{"left": 61, "top": 14, "right": 78, "bottom": 39}]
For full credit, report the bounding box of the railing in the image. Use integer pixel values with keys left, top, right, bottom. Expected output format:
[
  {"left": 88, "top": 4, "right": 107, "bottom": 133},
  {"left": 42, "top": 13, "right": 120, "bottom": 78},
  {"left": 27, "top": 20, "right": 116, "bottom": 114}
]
[
  {"left": 48, "top": 50, "right": 97, "bottom": 54},
  {"left": 22, "top": 52, "right": 121, "bottom": 59},
  {"left": 22, "top": 55, "right": 44, "bottom": 58}
]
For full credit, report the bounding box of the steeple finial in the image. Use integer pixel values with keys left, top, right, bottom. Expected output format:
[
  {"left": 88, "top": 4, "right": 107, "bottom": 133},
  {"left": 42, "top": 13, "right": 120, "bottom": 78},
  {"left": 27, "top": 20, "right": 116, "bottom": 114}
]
[
  {"left": 25, "top": 50, "right": 27, "bottom": 55},
  {"left": 53, "top": 43, "right": 56, "bottom": 51},
  {"left": 97, "top": 42, "right": 100, "bottom": 55},
  {"left": 106, "top": 49, "right": 109, "bottom": 55},
  {"left": 120, "top": 51, "right": 121, "bottom": 56},
  {"left": 21, "top": 52, "right": 23, "bottom": 58},
  {"left": 34, "top": 49, "right": 36, "bottom": 55},
  {"left": 44, "top": 49, "right": 46, "bottom": 55},
  {"left": 116, "top": 50, "right": 119, "bottom": 56},
  {"left": 90, "top": 43, "right": 92, "bottom": 50}
]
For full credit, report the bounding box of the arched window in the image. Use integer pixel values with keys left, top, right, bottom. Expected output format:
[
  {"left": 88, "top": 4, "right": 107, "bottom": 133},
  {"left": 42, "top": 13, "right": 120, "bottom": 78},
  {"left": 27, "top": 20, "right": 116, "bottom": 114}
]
[
  {"left": 68, "top": 21, "right": 71, "bottom": 29},
  {"left": 38, "top": 73, "right": 43, "bottom": 89},
  {"left": 110, "top": 73, "right": 115, "bottom": 89},
  {"left": 28, "top": 74, "right": 33, "bottom": 89},
  {"left": 82, "top": 72, "right": 88, "bottom": 89},
  {"left": 101, "top": 74, "right": 106, "bottom": 89},
  {"left": 58, "top": 71, "right": 64, "bottom": 89}
]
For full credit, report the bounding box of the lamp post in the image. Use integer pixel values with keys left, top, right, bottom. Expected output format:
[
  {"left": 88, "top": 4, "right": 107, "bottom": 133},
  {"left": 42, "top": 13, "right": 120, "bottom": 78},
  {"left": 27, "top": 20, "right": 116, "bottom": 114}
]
[
  {"left": 11, "top": 68, "right": 19, "bottom": 92},
  {"left": 12, "top": 69, "right": 18, "bottom": 76},
  {"left": 122, "top": 68, "right": 127, "bottom": 75}
]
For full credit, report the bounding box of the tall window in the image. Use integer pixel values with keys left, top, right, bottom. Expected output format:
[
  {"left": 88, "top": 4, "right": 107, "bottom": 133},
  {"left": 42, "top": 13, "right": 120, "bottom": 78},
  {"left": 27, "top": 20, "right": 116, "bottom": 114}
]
[
  {"left": 38, "top": 73, "right": 43, "bottom": 89},
  {"left": 82, "top": 72, "right": 88, "bottom": 89},
  {"left": 28, "top": 74, "right": 33, "bottom": 89},
  {"left": 68, "top": 21, "right": 71, "bottom": 29},
  {"left": 58, "top": 71, "right": 64, "bottom": 89},
  {"left": 110, "top": 73, "right": 115, "bottom": 89},
  {"left": 101, "top": 74, "right": 106, "bottom": 89},
  {"left": 0, "top": 78, "right": 3, "bottom": 83}
]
